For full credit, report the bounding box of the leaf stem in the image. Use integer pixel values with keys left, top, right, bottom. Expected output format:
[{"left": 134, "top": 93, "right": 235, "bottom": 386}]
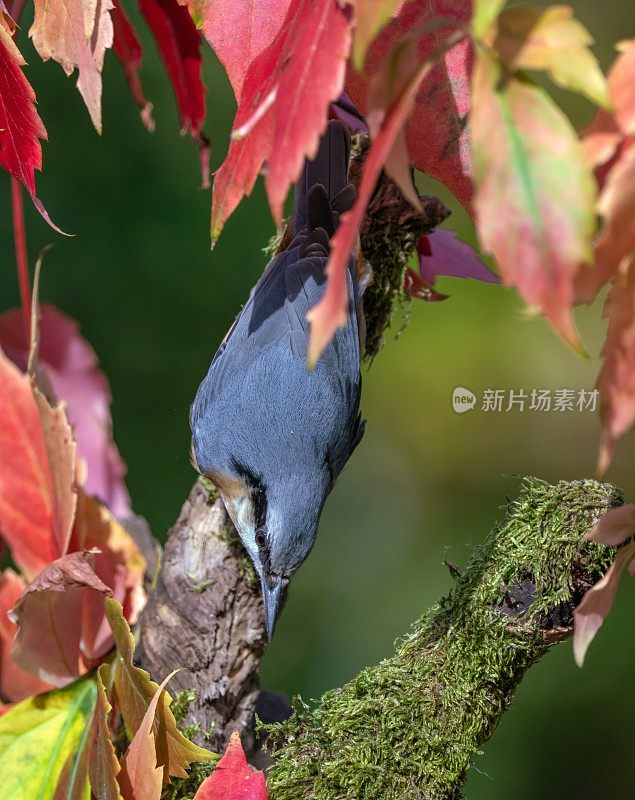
[{"left": 10, "top": 176, "right": 31, "bottom": 342}]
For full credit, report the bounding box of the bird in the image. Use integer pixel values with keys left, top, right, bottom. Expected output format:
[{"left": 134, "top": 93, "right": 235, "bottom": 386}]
[{"left": 190, "top": 120, "right": 365, "bottom": 640}]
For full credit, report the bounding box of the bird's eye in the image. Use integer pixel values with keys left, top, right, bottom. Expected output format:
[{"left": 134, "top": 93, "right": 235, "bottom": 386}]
[{"left": 255, "top": 529, "right": 267, "bottom": 548}]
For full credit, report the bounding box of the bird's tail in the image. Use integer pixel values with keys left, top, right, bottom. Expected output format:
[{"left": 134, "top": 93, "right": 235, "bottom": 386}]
[{"left": 292, "top": 120, "right": 356, "bottom": 237}]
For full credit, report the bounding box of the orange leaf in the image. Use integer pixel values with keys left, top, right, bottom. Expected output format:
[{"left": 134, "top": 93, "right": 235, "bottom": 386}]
[
  {"left": 105, "top": 599, "right": 214, "bottom": 782},
  {"left": 193, "top": 731, "right": 267, "bottom": 800},
  {"left": 596, "top": 256, "right": 635, "bottom": 474},
  {"left": 118, "top": 671, "right": 178, "bottom": 800},
  {"left": 0, "top": 346, "right": 76, "bottom": 579},
  {"left": 72, "top": 490, "right": 146, "bottom": 662},
  {"left": 470, "top": 51, "right": 595, "bottom": 350},
  {"left": 30, "top": 0, "right": 114, "bottom": 132}
]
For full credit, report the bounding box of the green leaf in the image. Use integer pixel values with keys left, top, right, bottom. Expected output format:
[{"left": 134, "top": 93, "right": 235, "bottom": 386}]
[
  {"left": 0, "top": 676, "right": 97, "bottom": 800},
  {"left": 472, "top": 0, "right": 506, "bottom": 39},
  {"left": 105, "top": 598, "right": 215, "bottom": 782}
]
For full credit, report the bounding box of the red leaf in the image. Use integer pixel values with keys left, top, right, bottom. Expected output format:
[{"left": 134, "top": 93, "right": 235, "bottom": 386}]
[
  {"left": 10, "top": 550, "right": 111, "bottom": 686},
  {"left": 139, "top": 0, "right": 203, "bottom": 134},
  {"left": 111, "top": 0, "right": 154, "bottom": 132},
  {"left": 194, "top": 0, "right": 291, "bottom": 101},
  {"left": 596, "top": 256, "right": 635, "bottom": 474},
  {"left": 193, "top": 731, "right": 267, "bottom": 800},
  {"left": 0, "top": 568, "right": 52, "bottom": 703},
  {"left": 265, "top": 0, "right": 354, "bottom": 224},
  {"left": 118, "top": 671, "right": 177, "bottom": 800},
  {"left": 0, "top": 27, "right": 47, "bottom": 198},
  {"left": 139, "top": 0, "right": 208, "bottom": 184},
  {"left": 0, "top": 304, "right": 132, "bottom": 517},
  {"left": 211, "top": 0, "right": 354, "bottom": 240},
  {"left": 0, "top": 345, "right": 76, "bottom": 578},
  {"left": 346, "top": 0, "right": 474, "bottom": 211},
  {"left": 307, "top": 57, "right": 435, "bottom": 364}
]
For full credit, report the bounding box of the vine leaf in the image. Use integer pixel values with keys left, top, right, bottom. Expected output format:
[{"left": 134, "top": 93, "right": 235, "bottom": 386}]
[
  {"left": 118, "top": 672, "right": 179, "bottom": 800},
  {"left": 30, "top": 0, "right": 114, "bottom": 132},
  {"left": 105, "top": 598, "right": 215, "bottom": 782},
  {"left": 0, "top": 346, "right": 75, "bottom": 579},
  {"left": 470, "top": 50, "right": 595, "bottom": 351},
  {"left": 193, "top": 731, "right": 267, "bottom": 800},
  {"left": 88, "top": 664, "right": 124, "bottom": 800},
  {"left": 211, "top": 0, "right": 354, "bottom": 240},
  {"left": 10, "top": 550, "right": 111, "bottom": 686},
  {"left": 573, "top": 504, "right": 635, "bottom": 666},
  {"left": 488, "top": 4, "right": 610, "bottom": 108},
  {"left": 0, "top": 23, "right": 47, "bottom": 198},
  {"left": 346, "top": 0, "right": 474, "bottom": 211},
  {"left": 187, "top": 0, "right": 291, "bottom": 101},
  {"left": 0, "top": 676, "right": 97, "bottom": 800},
  {"left": 111, "top": 0, "right": 154, "bottom": 132}
]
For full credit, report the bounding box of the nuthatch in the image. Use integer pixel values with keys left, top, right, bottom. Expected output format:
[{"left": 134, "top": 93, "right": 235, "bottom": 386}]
[{"left": 190, "top": 121, "right": 365, "bottom": 639}]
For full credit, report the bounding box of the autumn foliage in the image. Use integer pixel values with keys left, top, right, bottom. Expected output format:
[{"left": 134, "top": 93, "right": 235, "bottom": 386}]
[{"left": 1, "top": 0, "right": 635, "bottom": 797}]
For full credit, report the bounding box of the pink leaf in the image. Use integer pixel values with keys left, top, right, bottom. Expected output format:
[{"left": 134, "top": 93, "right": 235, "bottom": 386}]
[
  {"left": 573, "top": 539, "right": 635, "bottom": 667},
  {"left": 10, "top": 550, "right": 111, "bottom": 686},
  {"left": 596, "top": 256, "right": 635, "bottom": 475},
  {"left": 193, "top": 731, "right": 267, "bottom": 800},
  {"left": 0, "top": 304, "right": 131, "bottom": 517},
  {"left": 0, "top": 568, "right": 52, "bottom": 703},
  {"left": 418, "top": 229, "right": 499, "bottom": 285},
  {"left": 194, "top": 0, "right": 291, "bottom": 101},
  {"left": 585, "top": 504, "right": 635, "bottom": 546}
]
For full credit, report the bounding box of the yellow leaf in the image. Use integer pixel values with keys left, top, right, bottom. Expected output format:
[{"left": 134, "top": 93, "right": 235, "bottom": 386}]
[
  {"left": 489, "top": 4, "right": 610, "bottom": 108},
  {"left": 105, "top": 599, "right": 215, "bottom": 783},
  {"left": 471, "top": 0, "right": 506, "bottom": 40}
]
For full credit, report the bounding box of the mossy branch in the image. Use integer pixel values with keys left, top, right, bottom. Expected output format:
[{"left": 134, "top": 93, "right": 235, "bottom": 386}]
[{"left": 266, "top": 478, "right": 622, "bottom": 800}]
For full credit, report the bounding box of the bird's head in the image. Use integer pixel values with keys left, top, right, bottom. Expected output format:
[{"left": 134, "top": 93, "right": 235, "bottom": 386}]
[{"left": 201, "top": 455, "right": 329, "bottom": 639}]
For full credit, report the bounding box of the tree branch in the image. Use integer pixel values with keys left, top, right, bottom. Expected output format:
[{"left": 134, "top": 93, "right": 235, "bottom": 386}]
[{"left": 265, "top": 477, "right": 622, "bottom": 799}]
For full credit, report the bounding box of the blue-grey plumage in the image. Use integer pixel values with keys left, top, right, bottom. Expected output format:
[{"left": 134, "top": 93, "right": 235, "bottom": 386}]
[{"left": 190, "top": 121, "right": 365, "bottom": 639}]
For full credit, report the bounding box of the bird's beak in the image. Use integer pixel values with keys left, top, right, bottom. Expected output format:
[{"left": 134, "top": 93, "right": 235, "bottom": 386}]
[{"left": 261, "top": 574, "right": 284, "bottom": 641}]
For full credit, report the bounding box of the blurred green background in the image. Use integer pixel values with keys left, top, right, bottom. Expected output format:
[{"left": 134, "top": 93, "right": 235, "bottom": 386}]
[{"left": 1, "top": 1, "right": 633, "bottom": 796}]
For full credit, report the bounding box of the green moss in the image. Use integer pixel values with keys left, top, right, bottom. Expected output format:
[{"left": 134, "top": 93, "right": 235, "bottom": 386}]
[
  {"left": 266, "top": 478, "right": 622, "bottom": 800},
  {"left": 197, "top": 476, "right": 219, "bottom": 504}
]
